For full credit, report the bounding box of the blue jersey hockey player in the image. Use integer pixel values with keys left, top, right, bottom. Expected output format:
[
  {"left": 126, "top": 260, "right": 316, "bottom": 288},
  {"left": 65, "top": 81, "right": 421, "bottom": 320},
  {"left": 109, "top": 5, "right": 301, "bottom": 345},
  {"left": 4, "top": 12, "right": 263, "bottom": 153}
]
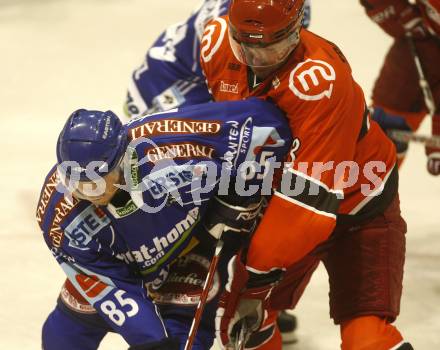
[
  {"left": 124, "top": 0, "right": 311, "bottom": 117},
  {"left": 37, "top": 98, "right": 292, "bottom": 350}
]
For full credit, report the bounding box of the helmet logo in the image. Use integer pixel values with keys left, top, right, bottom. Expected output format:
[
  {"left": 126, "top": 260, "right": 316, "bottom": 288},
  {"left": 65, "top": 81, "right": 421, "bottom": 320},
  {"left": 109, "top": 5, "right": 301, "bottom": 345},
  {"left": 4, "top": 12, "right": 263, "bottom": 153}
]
[
  {"left": 102, "top": 116, "right": 111, "bottom": 139},
  {"left": 289, "top": 59, "right": 336, "bottom": 101}
]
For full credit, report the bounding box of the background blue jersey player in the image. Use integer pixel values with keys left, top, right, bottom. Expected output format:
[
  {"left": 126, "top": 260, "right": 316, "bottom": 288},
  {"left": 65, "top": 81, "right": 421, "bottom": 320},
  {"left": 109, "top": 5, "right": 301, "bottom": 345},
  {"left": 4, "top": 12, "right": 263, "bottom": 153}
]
[
  {"left": 37, "top": 98, "right": 292, "bottom": 350},
  {"left": 124, "top": 0, "right": 311, "bottom": 117}
]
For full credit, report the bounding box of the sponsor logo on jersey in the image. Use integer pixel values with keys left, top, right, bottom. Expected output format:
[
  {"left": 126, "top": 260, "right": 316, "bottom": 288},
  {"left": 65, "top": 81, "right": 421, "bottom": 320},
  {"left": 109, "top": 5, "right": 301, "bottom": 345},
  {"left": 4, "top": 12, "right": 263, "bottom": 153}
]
[
  {"left": 64, "top": 205, "right": 110, "bottom": 250},
  {"left": 127, "top": 146, "right": 141, "bottom": 190},
  {"left": 144, "top": 142, "right": 215, "bottom": 163},
  {"left": 75, "top": 274, "right": 107, "bottom": 298},
  {"left": 114, "top": 200, "right": 138, "bottom": 217},
  {"left": 36, "top": 170, "right": 58, "bottom": 225},
  {"left": 48, "top": 194, "right": 79, "bottom": 248},
  {"left": 151, "top": 253, "right": 220, "bottom": 305},
  {"left": 107, "top": 193, "right": 139, "bottom": 219},
  {"left": 289, "top": 58, "right": 336, "bottom": 101},
  {"left": 116, "top": 208, "right": 200, "bottom": 273},
  {"left": 219, "top": 80, "right": 239, "bottom": 94},
  {"left": 60, "top": 263, "right": 113, "bottom": 304},
  {"left": 130, "top": 118, "right": 221, "bottom": 139},
  {"left": 144, "top": 164, "right": 207, "bottom": 199},
  {"left": 151, "top": 86, "right": 185, "bottom": 112},
  {"left": 221, "top": 118, "right": 253, "bottom": 170},
  {"left": 253, "top": 136, "right": 277, "bottom": 155},
  {"left": 60, "top": 283, "right": 96, "bottom": 314},
  {"left": 201, "top": 17, "right": 228, "bottom": 63}
]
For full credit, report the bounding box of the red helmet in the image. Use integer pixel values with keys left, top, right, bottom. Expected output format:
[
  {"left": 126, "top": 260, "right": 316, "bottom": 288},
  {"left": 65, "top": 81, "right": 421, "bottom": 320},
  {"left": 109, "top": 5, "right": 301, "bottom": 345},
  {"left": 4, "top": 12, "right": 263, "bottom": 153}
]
[{"left": 228, "top": 0, "right": 305, "bottom": 67}]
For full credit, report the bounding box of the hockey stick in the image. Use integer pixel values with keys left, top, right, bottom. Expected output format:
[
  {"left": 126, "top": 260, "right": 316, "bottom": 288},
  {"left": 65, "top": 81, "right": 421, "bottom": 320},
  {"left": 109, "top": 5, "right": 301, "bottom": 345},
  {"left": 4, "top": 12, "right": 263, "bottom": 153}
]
[
  {"left": 405, "top": 32, "right": 436, "bottom": 118},
  {"left": 388, "top": 129, "right": 440, "bottom": 148},
  {"left": 184, "top": 239, "right": 224, "bottom": 350},
  {"left": 387, "top": 33, "right": 437, "bottom": 147},
  {"left": 234, "top": 320, "right": 249, "bottom": 350}
]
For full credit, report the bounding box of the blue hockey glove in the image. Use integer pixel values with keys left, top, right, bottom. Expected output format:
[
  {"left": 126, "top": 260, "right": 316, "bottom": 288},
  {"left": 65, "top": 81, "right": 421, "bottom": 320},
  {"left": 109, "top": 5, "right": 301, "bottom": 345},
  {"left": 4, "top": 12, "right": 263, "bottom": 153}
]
[{"left": 371, "top": 106, "right": 412, "bottom": 155}]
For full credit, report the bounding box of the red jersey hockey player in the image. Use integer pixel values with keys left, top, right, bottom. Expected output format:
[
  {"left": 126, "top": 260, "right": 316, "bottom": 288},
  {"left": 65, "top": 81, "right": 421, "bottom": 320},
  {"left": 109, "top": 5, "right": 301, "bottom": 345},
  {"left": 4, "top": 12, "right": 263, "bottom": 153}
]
[
  {"left": 361, "top": 0, "right": 440, "bottom": 174},
  {"left": 199, "top": 1, "right": 413, "bottom": 349}
]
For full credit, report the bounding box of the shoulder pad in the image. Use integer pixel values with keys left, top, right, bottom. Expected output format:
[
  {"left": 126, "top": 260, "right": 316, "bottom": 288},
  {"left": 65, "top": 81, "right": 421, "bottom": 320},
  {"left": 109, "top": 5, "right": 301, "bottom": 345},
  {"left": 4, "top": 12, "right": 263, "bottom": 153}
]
[{"left": 200, "top": 17, "right": 228, "bottom": 63}]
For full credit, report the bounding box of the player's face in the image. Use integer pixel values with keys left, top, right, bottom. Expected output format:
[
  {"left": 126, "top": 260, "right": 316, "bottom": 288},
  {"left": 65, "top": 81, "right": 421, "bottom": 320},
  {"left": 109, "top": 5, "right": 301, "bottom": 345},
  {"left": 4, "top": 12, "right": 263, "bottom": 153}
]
[
  {"left": 228, "top": 20, "right": 302, "bottom": 69},
  {"left": 73, "top": 166, "right": 122, "bottom": 206}
]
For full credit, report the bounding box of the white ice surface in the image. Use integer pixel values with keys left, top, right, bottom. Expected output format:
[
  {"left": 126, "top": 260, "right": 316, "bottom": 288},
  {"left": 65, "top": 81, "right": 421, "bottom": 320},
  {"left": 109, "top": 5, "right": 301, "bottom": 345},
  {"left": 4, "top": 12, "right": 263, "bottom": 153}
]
[{"left": 0, "top": 0, "right": 439, "bottom": 349}]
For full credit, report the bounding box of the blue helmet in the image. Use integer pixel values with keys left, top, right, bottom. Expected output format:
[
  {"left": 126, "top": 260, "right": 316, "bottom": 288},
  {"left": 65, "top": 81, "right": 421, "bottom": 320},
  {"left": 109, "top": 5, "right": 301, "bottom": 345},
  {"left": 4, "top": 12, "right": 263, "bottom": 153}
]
[{"left": 56, "top": 109, "right": 127, "bottom": 181}]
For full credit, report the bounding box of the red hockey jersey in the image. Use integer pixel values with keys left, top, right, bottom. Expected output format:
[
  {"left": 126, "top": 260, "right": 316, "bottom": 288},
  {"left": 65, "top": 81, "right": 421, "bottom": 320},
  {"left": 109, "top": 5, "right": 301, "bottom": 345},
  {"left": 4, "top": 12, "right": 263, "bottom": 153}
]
[{"left": 200, "top": 17, "right": 398, "bottom": 272}]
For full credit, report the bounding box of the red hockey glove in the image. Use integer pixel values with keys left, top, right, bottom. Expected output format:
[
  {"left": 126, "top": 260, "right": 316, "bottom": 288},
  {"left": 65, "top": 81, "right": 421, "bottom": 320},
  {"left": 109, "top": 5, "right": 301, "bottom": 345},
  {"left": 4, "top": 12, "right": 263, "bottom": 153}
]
[
  {"left": 426, "top": 115, "right": 440, "bottom": 175},
  {"left": 361, "top": 0, "right": 429, "bottom": 39},
  {"left": 215, "top": 253, "right": 282, "bottom": 349}
]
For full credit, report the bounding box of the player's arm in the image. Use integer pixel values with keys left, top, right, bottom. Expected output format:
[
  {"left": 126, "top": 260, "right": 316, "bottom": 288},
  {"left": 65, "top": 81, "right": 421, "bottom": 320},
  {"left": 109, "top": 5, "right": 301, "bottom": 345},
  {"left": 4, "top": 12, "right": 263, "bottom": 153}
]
[
  {"left": 124, "top": 19, "right": 206, "bottom": 118},
  {"left": 246, "top": 73, "right": 368, "bottom": 275},
  {"left": 203, "top": 97, "right": 293, "bottom": 236},
  {"left": 124, "top": 1, "right": 231, "bottom": 118},
  {"left": 360, "top": 0, "right": 429, "bottom": 38}
]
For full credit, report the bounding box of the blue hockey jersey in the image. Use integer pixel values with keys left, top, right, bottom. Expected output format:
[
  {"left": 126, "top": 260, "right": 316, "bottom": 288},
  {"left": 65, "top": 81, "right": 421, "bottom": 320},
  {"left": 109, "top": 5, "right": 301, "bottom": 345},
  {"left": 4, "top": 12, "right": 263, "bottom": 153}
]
[{"left": 36, "top": 98, "right": 292, "bottom": 345}]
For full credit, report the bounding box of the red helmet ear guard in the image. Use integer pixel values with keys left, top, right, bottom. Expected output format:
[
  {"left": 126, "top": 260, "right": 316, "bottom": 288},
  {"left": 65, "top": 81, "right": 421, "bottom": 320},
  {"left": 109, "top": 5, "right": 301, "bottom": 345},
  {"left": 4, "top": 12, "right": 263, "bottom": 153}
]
[{"left": 228, "top": 0, "right": 305, "bottom": 46}]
